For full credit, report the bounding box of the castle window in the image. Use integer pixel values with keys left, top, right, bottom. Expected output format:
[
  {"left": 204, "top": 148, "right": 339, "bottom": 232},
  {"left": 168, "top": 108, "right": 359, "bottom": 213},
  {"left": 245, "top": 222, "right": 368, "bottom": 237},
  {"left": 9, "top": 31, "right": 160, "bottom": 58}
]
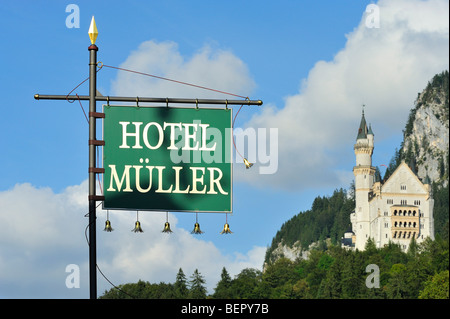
[{"left": 401, "top": 185, "right": 406, "bottom": 190}]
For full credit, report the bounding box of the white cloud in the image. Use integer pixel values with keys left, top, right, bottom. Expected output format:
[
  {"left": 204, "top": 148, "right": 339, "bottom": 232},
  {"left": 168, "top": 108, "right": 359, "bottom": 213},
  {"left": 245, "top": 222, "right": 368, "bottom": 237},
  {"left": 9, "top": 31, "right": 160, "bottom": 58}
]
[
  {"left": 0, "top": 181, "right": 265, "bottom": 298},
  {"left": 110, "top": 40, "right": 255, "bottom": 100},
  {"left": 240, "top": 0, "right": 449, "bottom": 190},
  {"left": 0, "top": 182, "right": 88, "bottom": 298}
]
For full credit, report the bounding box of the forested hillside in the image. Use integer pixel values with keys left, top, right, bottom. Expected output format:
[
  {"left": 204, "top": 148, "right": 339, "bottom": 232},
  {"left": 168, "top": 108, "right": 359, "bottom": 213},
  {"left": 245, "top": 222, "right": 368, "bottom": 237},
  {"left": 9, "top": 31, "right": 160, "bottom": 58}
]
[
  {"left": 100, "top": 236, "right": 448, "bottom": 299},
  {"left": 264, "top": 188, "right": 354, "bottom": 264}
]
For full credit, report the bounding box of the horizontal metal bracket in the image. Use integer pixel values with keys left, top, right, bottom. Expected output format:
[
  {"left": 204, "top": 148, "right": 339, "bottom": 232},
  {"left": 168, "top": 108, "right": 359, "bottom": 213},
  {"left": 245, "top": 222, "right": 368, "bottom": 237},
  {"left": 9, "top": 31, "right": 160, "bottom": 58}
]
[
  {"left": 89, "top": 167, "right": 105, "bottom": 174},
  {"left": 34, "top": 94, "right": 263, "bottom": 106},
  {"left": 89, "top": 112, "right": 105, "bottom": 118},
  {"left": 88, "top": 140, "right": 105, "bottom": 146},
  {"left": 88, "top": 195, "right": 105, "bottom": 201}
]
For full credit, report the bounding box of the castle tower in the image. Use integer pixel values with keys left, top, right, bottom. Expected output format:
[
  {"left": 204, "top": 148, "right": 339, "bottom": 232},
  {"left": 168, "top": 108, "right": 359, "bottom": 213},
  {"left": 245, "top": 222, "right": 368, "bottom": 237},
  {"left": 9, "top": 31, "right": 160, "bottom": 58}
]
[{"left": 353, "top": 108, "right": 376, "bottom": 250}]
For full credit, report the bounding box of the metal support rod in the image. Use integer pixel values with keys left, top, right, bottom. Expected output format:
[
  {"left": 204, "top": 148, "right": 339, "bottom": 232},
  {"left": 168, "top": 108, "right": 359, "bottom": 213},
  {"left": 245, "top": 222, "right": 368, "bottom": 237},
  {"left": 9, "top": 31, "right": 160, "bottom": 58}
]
[
  {"left": 88, "top": 43, "right": 98, "bottom": 300},
  {"left": 34, "top": 94, "right": 263, "bottom": 106}
]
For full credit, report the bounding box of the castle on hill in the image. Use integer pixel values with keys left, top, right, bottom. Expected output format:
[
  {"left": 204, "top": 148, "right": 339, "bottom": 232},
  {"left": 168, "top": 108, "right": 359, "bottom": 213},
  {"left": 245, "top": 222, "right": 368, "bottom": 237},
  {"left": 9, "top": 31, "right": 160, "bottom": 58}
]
[{"left": 342, "top": 110, "right": 435, "bottom": 251}]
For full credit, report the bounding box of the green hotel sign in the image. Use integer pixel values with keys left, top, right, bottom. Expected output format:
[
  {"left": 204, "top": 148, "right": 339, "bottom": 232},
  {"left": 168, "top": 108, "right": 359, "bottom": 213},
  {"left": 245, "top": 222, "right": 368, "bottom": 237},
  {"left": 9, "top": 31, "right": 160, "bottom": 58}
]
[{"left": 103, "top": 105, "right": 232, "bottom": 212}]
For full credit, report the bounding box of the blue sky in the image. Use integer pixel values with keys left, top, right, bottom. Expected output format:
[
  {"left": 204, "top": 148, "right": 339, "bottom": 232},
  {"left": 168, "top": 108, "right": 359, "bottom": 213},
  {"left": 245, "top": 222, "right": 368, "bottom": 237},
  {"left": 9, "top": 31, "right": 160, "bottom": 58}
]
[{"left": 0, "top": 1, "right": 448, "bottom": 298}]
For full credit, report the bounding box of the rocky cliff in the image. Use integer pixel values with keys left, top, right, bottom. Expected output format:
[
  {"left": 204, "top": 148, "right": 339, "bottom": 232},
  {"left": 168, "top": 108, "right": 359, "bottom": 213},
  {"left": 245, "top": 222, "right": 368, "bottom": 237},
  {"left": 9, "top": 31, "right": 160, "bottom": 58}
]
[{"left": 402, "top": 70, "right": 449, "bottom": 187}]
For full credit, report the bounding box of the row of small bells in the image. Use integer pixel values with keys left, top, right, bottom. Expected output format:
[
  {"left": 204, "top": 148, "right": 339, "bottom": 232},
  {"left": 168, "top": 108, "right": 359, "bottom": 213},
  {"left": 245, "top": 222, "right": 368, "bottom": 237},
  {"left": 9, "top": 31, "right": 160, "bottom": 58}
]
[{"left": 103, "top": 212, "right": 233, "bottom": 234}]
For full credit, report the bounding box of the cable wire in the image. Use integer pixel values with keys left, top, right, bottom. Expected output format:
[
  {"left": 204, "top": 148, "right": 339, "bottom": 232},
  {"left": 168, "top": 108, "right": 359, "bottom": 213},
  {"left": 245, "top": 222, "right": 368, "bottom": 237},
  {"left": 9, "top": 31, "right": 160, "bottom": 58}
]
[
  {"left": 84, "top": 205, "right": 136, "bottom": 299},
  {"left": 100, "top": 64, "right": 248, "bottom": 99}
]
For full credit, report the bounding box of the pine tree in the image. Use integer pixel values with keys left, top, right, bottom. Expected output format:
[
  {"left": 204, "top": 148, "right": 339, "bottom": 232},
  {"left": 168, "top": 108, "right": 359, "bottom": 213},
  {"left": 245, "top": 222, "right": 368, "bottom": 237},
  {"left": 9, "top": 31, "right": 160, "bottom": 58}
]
[
  {"left": 189, "top": 269, "right": 207, "bottom": 299},
  {"left": 174, "top": 268, "right": 188, "bottom": 299},
  {"left": 213, "top": 267, "right": 232, "bottom": 298}
]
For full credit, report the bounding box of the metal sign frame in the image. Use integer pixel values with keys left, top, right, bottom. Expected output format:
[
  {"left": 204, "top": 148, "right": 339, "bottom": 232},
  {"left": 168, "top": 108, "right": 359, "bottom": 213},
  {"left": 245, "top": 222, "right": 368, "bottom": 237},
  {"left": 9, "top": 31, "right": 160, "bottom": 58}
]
[{"left": 102, "top": 104, "right": 233, "bottom": 213}]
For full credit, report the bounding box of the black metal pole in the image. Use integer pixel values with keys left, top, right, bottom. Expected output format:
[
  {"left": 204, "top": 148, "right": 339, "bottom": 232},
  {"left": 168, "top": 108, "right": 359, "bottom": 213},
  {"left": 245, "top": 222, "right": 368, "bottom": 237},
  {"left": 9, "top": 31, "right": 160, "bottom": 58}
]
[{"left": 88, "top": 43, "right": 98, "bottom": 299}]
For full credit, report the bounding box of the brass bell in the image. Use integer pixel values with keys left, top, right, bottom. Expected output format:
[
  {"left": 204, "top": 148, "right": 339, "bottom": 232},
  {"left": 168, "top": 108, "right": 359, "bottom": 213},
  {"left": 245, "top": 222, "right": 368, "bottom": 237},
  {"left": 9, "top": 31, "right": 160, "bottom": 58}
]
[
  {"left": 243, "top": 158, "right": 253, "bottom": 169},
  {"left": 220, "top": 223, "right": 233, "bottom": 234},
  {"left": 104, "top": 220, "right": 113, "bottom": 232},
  {"left": 191, "top": 222, "right": 204, "bottom": 234},
  {"left": 162, "top": 221, "right": 173, "bottom": 233},
  {"left": 132, "top": 220, "right": 144, "bottom": 233}
]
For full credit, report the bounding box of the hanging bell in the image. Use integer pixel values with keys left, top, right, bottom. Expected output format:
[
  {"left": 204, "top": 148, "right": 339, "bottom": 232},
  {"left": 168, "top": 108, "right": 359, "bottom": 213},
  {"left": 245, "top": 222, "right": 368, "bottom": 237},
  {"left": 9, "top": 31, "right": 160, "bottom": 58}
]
[
  {"left": 191, "top": 222, "right": 204, "bottom": 234},
  {"left": 104, "top": 220, "right": 113, "bottom": 232},
  {"left": 132, "top": 220, "right": 144, "bottom": 233},
  {"left": 243, "top": 158, "right": 253, "bottom": 169},
  {"left": 162, "top": 221, "right": 173, "bottom": 233},
  {"left": 220, "top": 223, "right": 233, "bottom": 234}
]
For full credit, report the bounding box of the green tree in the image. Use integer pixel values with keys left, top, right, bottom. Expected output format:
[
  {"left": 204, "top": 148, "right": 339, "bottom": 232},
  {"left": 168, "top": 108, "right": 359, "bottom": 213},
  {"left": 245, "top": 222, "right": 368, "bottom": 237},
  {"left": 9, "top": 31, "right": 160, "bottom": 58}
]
[
  {"left": 405, "top": 256, "right": 431, "bottom": 298},
  {"left": 189, "top": 269, "right": 207, "bottom": 299},
  {"left": 419, "top": 270, "right": 449, "bottom": 299},
  {"left": 230, "top": 268, "right": 262, "bottom": 299},
  {"left": 340, "top": 250, "right": 365, "bottom": 298},
  {"left": 292, "top": 278, "right": 311, "bottom": 299},
  {"left": 386, "top": 264, "right": 409, "bottom": 298},
  {"left": 260, "top": 258, "right": 300, "bottom": 298},
  {"left": 174, "top": 268, "right": 189, "bottom": 299},
  {"left": 419, "top": 236, "right": 449, "bottom": 274},
  {"left": 407, "top": 236, "right": 419, "bottom": 257},
  {"left": 364, "top": 237, "right": 377, "bottom": 256},
  {"left": 213, "top": 267, "right": 232, "bottom": 298},
  {"left": 320, "top": 257, "right": 342, "bottom": 298}
]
